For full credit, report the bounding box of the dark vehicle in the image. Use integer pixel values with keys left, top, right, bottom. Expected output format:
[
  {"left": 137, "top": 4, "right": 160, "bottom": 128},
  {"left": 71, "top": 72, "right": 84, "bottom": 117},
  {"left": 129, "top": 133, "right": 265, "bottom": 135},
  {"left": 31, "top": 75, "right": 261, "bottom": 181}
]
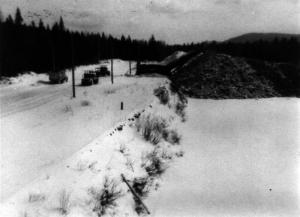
[
  {"left": 81, "top": 71, "right": 99, "bottom": 86},
  {"left": 95, "top": 66, "right": 110, "bottom": 77},
  {"left": 49, "top": 70, "right": 68, "bottom": 84}
]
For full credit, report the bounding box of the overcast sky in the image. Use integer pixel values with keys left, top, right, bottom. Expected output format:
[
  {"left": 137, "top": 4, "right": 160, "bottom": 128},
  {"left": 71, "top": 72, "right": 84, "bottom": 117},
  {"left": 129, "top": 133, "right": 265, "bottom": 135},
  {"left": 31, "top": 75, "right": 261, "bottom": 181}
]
[{"left": 1, "top": 0, "right": 300, "bottom": 44}]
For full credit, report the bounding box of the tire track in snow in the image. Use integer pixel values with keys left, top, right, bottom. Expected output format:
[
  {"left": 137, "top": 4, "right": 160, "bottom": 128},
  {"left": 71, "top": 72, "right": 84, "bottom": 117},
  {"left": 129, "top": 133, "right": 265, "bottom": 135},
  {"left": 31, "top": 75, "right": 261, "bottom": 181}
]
[{"left": 0, "top": 85, "right": 70, "bottom": 118}]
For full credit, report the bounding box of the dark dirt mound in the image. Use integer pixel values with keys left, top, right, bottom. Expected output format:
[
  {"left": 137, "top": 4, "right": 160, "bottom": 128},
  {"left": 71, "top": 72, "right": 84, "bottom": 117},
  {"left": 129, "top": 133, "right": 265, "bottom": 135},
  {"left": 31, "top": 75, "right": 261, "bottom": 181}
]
[{"left": 170, "top": 53, "right": 300, "bottom": 99}]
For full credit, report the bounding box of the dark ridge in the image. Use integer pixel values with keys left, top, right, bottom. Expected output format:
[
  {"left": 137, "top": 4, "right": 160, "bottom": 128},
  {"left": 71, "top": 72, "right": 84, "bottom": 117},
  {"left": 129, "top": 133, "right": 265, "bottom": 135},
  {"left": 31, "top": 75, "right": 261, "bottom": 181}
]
[
  {"left": 226, "top": 33, "right": 300, "bottom": 43},
  {"left": 170, "top": 52, "right": 300, "bottom": 99}
]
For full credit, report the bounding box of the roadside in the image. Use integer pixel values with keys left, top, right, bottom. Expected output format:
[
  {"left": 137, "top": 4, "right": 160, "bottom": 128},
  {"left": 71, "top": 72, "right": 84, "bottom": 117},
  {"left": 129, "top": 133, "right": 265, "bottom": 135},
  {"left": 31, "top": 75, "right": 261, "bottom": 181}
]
[{"left": 0, "top": 61, "right": 159, "bottom": 202}]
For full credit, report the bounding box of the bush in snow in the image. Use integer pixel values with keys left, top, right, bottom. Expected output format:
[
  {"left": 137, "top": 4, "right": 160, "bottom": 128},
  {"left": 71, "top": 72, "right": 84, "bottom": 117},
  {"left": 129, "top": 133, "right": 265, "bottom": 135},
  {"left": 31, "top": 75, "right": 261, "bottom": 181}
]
[
  {"left": 175, "top": 150, "right": 184, "bottom": 158},
  {"left": 63, "top": 105, "right": 73, "bottom": 114},
  {"left": 58, "top": 190, "right": 71, "bottom": 215},
  {"left": 81, "top": 100, "right": 91, "bottom": 106},
  {"left": 135, "top": 113, "right": 168, "bottom": 145},
  {"left": 118, "top": 144, "right": 127, "bottom": 154},
  {"left": 163, "top": 129, "right": 181, "bottom": 145},
  {"left": 28, "top": 192, "right": 46, "bottom": 203},
  {"left": 175, "top": 93, "right": 188, "bottom": 122},
  {"left": 170, "top": 83, "right": 188, "bottom": 122},
  {"left": 104, "top": 88, "right": 117, "bottom": 95},
  {"left": 175, "top": 101, "right": 187, "bottom": 122},
  {"left": 132, "top": 177, "right": 152, "bottom": 199},
  {"left": 132, "top": 176, "right": 154, "bottom": 215},
  {"left": 89, "top": 177, "right": 122, "bottom": 217},
  {"left": 143, "top": 149, "right": 168, "bottom": 177},
  {"left": 154, "top": 86, "right": 170, "bottom": 105}
]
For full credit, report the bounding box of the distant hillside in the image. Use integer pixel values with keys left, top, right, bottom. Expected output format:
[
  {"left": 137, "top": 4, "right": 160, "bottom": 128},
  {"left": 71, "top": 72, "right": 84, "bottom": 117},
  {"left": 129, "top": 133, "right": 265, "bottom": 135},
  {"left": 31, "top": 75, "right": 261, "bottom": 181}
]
[
  {"left": 226, "top": 33, "right": 300, "bottom": 43},
  {"left": 170, "top": 53, "right": 300, "bottom": 99}
]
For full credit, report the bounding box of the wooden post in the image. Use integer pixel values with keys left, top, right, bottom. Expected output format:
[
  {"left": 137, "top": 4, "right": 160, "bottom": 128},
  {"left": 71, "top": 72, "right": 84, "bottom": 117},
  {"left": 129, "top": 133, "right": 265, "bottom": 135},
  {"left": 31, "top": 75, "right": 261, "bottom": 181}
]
[
  {"left": 121, "top": 174, "right": 151, "bottom": 215},
  {"left": 110, "top": 44, "right": 114, "bottom": 84},
  {"left": 50, "top": 39, "right": 56, "bottom": 73},
  {"left": 111, "top": 58, "right": 114, "bottom": 84},
  {"left": 71, "top": 34, "right": 76, "bottom": 98},
  {"left": 129, "top": 60, "right": 132, "bottom": 75},
  {"left": 121, "top": 102, "right": 123, "bottom": 110}
]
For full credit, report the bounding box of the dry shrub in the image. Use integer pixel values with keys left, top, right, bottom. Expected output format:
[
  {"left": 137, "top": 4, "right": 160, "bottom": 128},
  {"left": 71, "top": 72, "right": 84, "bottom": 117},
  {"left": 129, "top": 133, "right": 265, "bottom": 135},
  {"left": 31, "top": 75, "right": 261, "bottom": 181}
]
[
  {"left": 119, "top": 144, "right": 127, "bottom": 154},
  {"left": 163, "top": 129, "right": 181, "bottom": 145},
  {"left": 132, "top": 177, "right": 152, "bottom": 198},
  {"left": 63, "top": 105, "right": 73, "bottom": 114},
  {"left": 81, "top": 100, "right": 91, "bottom": 106},
  {"left": 104, "top": 89, "right": 116, "bottom": 95},
  {"left": 175, "top": 93, "right": 187, "bottom": 122},
  {"left": 58, "top": 190, "right": 71, "bottom": 215},
  {"left": 125, "top": 157, "right": 134, "bottom": 172},
  {"left": 135, "top": 113, "right": 168, "bottom": 145},
  {"left": 28, "top": 193, "right": 46, "bottom": 203},
  {"left": 143, "top": 150, "right": 168, "bottom": 177},
  {"left": 154, "top": 86, "right": 170, "bottom": 105},
  {"left": 89, "top": 177, "right": 122, "bottom": 217},
  {"left": 170, "top": 83, "right": 188, "bottom": 121},
  {"left": 175, "top": 150, "right": 184, "bottom": 158},
  {"left": 132, "top": 176, "right": 153, "bottom": 215}
]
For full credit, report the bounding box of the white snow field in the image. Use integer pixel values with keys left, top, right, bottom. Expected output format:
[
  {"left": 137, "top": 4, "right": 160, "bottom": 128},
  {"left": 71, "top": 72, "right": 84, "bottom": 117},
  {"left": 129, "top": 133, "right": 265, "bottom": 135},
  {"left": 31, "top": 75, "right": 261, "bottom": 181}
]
[
  {"left": 1, "top": 62, "right": 299, "bottom": 217},
  {"left": 146, "top": 98, "right": 300, "bottom": 217},
  {"left": 0, "top": 59, "right": 156, "bottom": 202},
  {"left": 0, "top": 80, "right": 183, "bottom": 217}
]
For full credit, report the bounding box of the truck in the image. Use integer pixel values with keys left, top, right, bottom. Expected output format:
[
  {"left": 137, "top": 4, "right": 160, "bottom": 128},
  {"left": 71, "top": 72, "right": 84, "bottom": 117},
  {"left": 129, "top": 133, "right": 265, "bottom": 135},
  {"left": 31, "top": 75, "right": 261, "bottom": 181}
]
[
  {"left": 95, "top": 66, "right": 110, "bottom": 77},
  {"left": 49, "top": 70, "right": 68, "bottom": 84},
  {"left": 81, "top": 71, "right": 99, "bottom": 86}
]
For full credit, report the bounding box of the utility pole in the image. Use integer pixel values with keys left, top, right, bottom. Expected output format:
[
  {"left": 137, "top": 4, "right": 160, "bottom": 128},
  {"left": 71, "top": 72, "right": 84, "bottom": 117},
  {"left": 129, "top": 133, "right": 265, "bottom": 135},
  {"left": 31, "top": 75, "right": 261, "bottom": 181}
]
[
  {"left": 129, "top": 59, "right": 131, "bottom": 75},
  {"left": 111, "top": 44, "right": 114, "bottom": 84},
  {"left": 50, "top": 39, "right": 56, "bottom": 73},
  {"left": 71, "top": 34, "right": 76, "bottom": 98},
  {"left": 97, "top": 37, "right": 101, "bottom": 65}
]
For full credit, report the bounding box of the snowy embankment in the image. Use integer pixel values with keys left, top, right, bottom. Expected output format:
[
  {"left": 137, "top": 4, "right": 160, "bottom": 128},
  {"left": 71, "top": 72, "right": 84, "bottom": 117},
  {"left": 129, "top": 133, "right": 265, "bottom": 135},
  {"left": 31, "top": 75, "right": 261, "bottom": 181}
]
[
  {"left": 0, "top": 80, "right": 186, "bottom": 217},
  {"left": 0, "top": 59, "right": 146, "bottom": 202},
  {"left": 146, "top": 98, "right": 300, "bottom": 217},
  {"left": 1, "top": 61, "right": 299, "bottom": 217}
]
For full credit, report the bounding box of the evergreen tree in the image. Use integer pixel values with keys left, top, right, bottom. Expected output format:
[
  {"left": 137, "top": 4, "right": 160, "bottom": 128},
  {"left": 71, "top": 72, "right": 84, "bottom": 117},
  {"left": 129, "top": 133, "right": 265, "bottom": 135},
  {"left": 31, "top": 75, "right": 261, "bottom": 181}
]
[
  {"left": 14, "top": 7, "right": 23, "bottom": 25},
  {"left": 5, "top": 15, "right": 14, "bottom": 25},
  {"left": 58, "top": 16, "right": 65, "bottom": 31},
  {"left": 38, "top": 19, "right": 45, "bottom": 30},
  {"left": 30, "top": 21, "right": 36, "bottom": 28},
  {"left": 0, "top": 8, "right": 3, "bottom": 23}
]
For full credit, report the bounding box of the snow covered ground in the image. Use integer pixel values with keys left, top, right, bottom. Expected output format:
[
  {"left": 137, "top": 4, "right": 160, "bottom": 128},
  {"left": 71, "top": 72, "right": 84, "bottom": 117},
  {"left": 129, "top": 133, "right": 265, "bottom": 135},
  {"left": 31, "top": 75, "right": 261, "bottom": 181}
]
[
  {"left": 0, "top": 60, "right": 156, "bottom": 202},
  {"left": 0, "top": 77, "right": 183, "bottom": 217},
  {"left": 1, "top": 62, "right": 299, "bottom": 217},
  {"left": 146, "top": 98, "right": 300, "bottom": 217}
]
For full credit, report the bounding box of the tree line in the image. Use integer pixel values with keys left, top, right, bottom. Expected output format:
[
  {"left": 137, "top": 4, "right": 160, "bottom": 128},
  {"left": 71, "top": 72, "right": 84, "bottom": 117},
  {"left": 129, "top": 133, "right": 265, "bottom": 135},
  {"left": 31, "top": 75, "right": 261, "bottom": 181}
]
[
  {"left": 0, "top": 8, "right": 173, "bottom": 76},
  {"left": 1, "top": 8, "right": 299, "bottom": 77}
]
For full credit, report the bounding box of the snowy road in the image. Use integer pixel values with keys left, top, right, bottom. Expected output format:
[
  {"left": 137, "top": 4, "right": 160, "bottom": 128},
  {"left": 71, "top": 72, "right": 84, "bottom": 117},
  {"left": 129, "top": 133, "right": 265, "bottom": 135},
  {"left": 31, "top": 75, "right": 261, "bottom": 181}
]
[
  {"left": 0, "top": 84, "right": 69, "bottom": 117},
  {"left": 0, "top": 61, "right": 163, "bottom": 202}
]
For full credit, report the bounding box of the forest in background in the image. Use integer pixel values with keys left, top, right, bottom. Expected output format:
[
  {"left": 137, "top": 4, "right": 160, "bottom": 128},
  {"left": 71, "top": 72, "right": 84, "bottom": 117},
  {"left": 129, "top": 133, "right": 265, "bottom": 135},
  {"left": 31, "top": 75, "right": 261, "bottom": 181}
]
[{"left": 0, "top": 8, "right": 299, "bottom": 77}]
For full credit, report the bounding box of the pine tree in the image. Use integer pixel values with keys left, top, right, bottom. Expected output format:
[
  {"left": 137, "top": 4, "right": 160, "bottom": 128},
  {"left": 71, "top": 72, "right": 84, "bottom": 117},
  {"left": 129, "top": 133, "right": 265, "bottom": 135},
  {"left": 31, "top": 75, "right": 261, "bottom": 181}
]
[
  {"left": 14, "top": 7, "right": 23, "bottom": 25},
  {"left": 0, "top": 8, "right": 3, "bottom": 23},
  {"left": 30, "top": 21, "right": 36, "bottom": 28},
  {"left": 58, "top": 16, "right": 65, "bottom": 31},
  {"left": 5, "top": 15, "right": 14, "bottom": 25},
  {"left": 38, "top": 19, "right": 45, "bottom": 30}
]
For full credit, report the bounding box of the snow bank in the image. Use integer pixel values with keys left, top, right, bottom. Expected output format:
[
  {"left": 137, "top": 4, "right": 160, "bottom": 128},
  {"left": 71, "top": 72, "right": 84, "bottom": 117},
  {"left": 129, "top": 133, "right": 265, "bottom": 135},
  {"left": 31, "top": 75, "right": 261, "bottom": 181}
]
[
  {"left": 0, "top": 84, "right": 185, "bottom": 217},
  {"left": 0, "top": 61, "right": 164, "bottom": 202}
]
